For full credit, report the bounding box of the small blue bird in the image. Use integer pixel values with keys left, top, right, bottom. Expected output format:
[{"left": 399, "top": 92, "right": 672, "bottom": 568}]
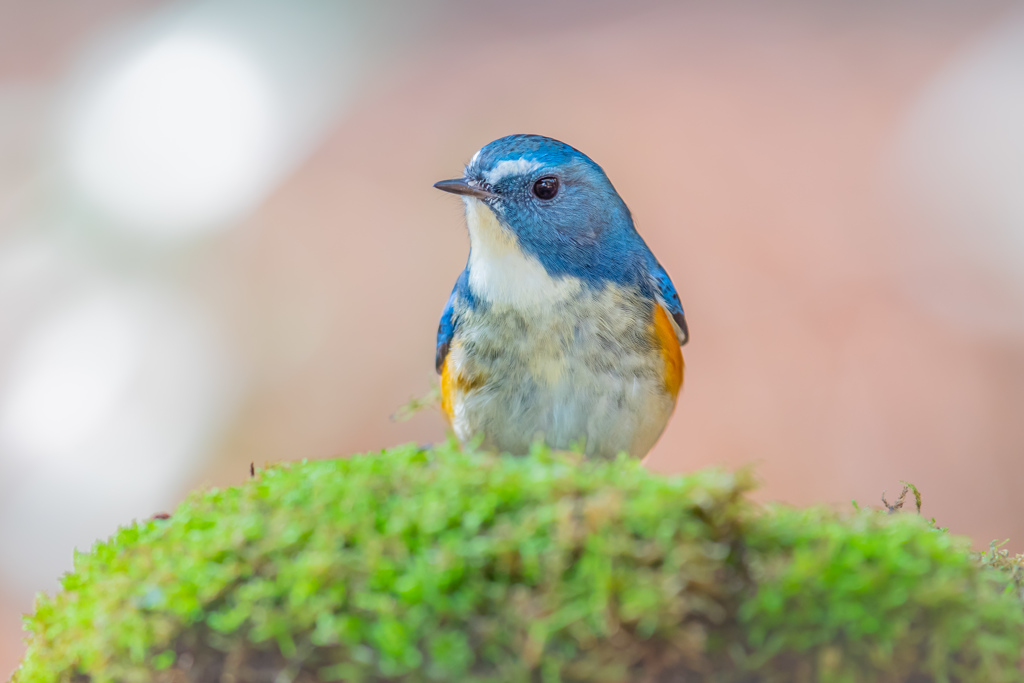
[{"left": 434, "top": 134, "right": 688, "bottom": 459}]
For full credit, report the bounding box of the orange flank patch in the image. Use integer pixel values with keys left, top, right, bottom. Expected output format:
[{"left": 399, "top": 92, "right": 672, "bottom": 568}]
[
  {"left": 653, "top": 304, "right": 684, "bottom": 398},
  {"left": 440, "top": 354, "right": 455, "bottom": 424},
  {"left": 440, "top": 349, "right": 485, "bottom": 424}
]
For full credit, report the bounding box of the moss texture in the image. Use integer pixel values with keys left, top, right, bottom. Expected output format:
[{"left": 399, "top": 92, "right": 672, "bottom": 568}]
[{"left": 13, "top": 442, "right": 1024, "bottom": 683}]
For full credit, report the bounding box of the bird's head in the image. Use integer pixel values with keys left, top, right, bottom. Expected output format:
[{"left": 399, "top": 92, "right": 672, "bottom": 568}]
[{"left": 434, "top": 134, "right": 643, "bottom": 283}]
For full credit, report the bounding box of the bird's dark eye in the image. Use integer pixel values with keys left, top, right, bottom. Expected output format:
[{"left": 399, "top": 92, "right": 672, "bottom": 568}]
[{"left": 532, "top": 176, "right": 559, "bottom": 200}]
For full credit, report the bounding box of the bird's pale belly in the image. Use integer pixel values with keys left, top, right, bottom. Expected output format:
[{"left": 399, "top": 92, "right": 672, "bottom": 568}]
[{"left": 441, "top": 290, "right": 681, "bottom": 459}]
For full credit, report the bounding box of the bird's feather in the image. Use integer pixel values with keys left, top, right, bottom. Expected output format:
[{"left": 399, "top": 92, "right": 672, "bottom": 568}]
[
  {"left": 436, "top": 268, "right": 470, "bottom": 373},
  {"left": 648, "top": 260, "right": 688, "bottom": 345}
]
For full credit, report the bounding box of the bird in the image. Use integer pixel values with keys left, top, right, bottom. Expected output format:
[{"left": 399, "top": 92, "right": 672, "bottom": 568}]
[{"left": 433, "top": 134, "right": 688, "bottom": 460}]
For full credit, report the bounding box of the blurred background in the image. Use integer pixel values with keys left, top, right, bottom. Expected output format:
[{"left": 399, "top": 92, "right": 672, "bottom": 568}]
[{"left": 3, "top": 0, "right": 1024, "bottom": 672}]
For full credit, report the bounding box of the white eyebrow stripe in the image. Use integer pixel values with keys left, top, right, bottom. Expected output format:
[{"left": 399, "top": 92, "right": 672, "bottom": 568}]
[
  {"left": 483, "top": 158, "right": 543, "bottom": 184},
  {"left": 469, "top": 148, "right": 482, "bottom": 167}
]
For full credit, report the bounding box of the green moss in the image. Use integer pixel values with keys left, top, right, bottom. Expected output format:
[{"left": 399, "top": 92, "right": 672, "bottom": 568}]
[{"left": 13, "top": 442, "right": 1024, "bottom": 682}]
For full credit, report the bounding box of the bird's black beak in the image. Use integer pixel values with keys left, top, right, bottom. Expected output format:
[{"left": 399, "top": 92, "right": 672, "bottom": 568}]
[{"left": 433, "top": 178, "right": 495, "bottom": 200}]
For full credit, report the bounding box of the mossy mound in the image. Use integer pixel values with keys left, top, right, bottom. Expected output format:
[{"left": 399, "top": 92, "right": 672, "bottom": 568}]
[{"left": 14, "top": 442, "right": 1024, "bottom": 682}]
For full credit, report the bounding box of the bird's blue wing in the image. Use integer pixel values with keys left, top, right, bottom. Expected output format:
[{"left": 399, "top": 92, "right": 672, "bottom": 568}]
[
  {"left": 436, "top": 269, "right": 470, "bottom": 373},
  {"left": 648, "top": 260, "right": 688, "bottom": 346},
  {"left": 436, "top": 294, "right": 456, "bottom": 374}
]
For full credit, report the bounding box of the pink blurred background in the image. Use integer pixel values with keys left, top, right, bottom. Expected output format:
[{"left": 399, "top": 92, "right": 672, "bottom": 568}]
[{"left": 4, "top": 0, "right": 1024, "bottom": 674}]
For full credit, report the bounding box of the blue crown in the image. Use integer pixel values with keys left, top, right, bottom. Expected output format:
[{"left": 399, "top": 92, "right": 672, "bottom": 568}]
[{"left": 465, "top": 134, "right": 597, "bottom": 176}]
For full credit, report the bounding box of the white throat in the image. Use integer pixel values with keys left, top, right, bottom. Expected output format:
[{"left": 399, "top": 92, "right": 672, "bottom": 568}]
[{"left": 463, "top": 198, "right": 581, "bottom": 308}]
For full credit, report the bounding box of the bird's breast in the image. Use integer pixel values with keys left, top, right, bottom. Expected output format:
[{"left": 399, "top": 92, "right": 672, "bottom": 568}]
[
  {"left": 442, "top": 284, "right": 681, "bottom": 458},
  {"left": 450, "top": 283, "right": 667, "bottom": 390}
]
